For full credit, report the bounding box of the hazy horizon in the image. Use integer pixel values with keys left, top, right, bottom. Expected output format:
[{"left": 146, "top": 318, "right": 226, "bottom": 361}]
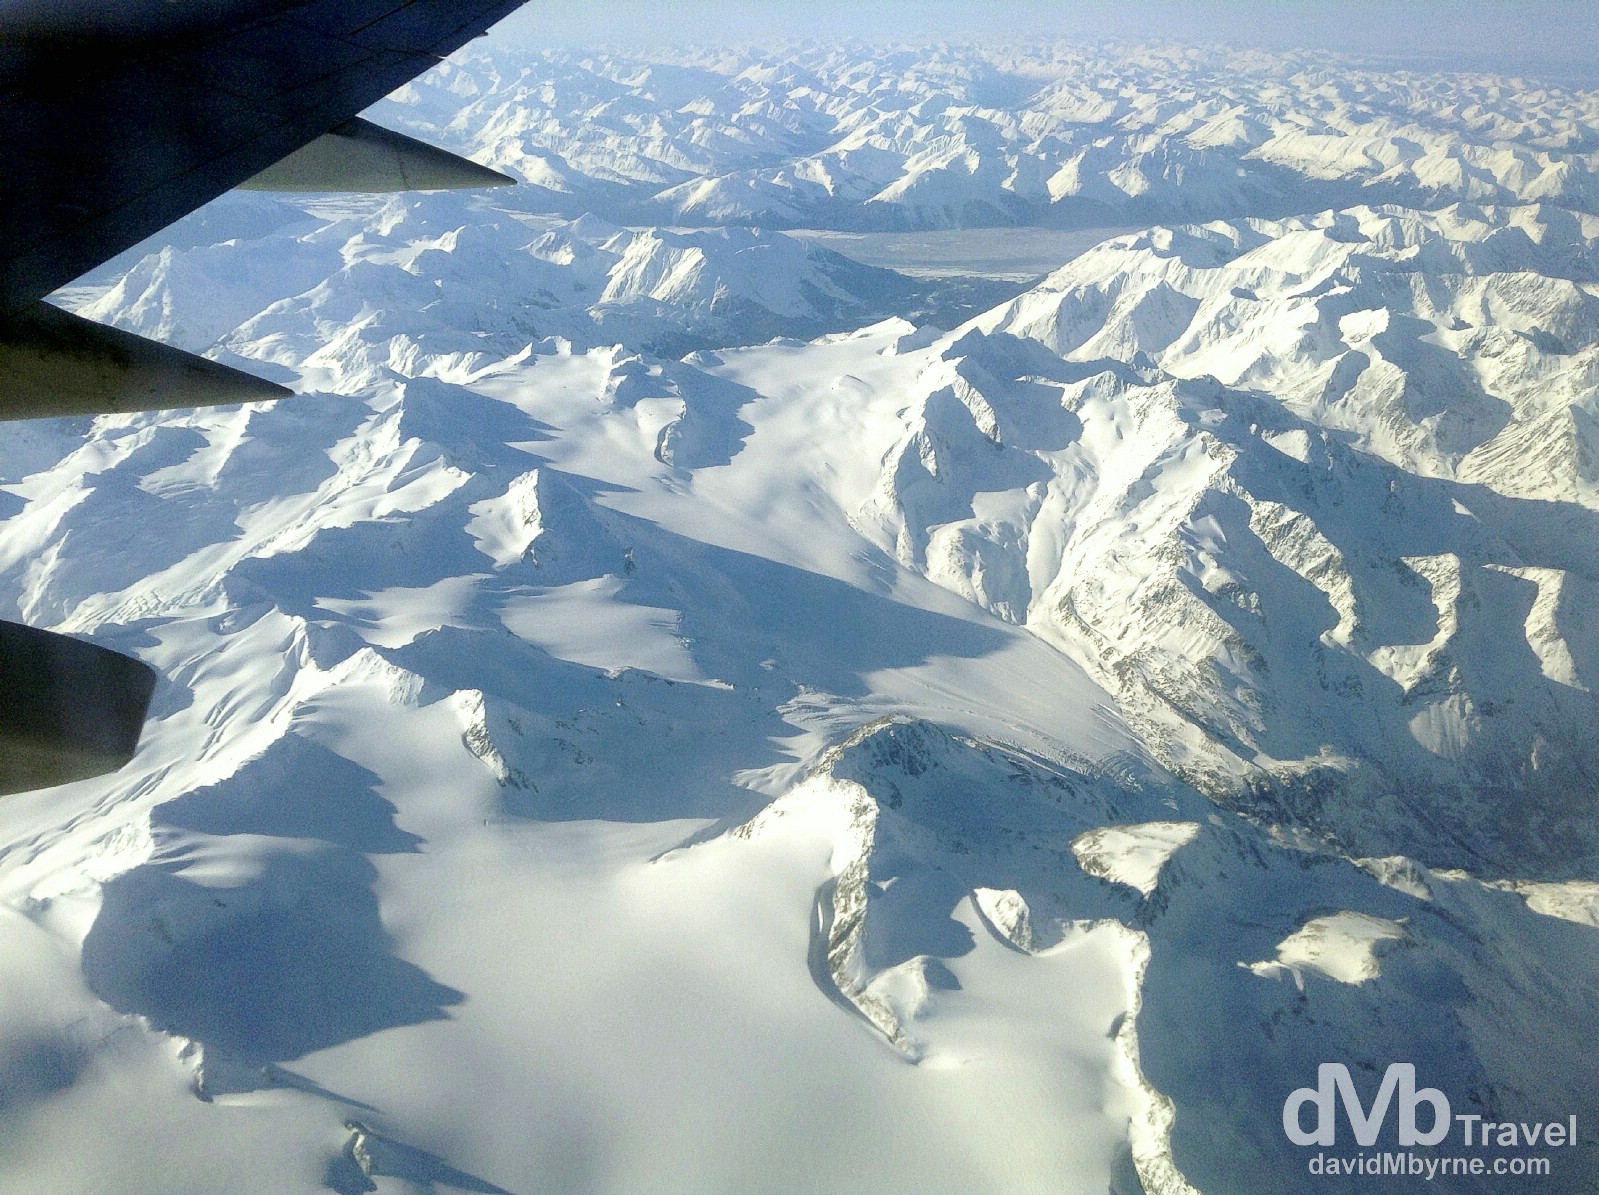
[{"left": 493, "top": 1, "right": 1599, "bottom": 79}]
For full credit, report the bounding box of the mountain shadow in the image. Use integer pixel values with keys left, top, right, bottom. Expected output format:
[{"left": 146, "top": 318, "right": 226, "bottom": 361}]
[{"left": 81, "top": 735, "right": 459, "bottom": 1063}]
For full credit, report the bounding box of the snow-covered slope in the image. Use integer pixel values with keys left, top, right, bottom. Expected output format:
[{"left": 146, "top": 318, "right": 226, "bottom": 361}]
[{"left": 4, "top": 34, "right": 1599, "bottom": 1195}]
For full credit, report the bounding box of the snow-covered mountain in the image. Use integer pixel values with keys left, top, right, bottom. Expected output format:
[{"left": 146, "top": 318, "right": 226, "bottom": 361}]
[
  {"left": 374, "top": 43, "right": 1599, "bottom": 230},
  {"left": 4, "top": 33, "right": 1599, "bottom": 1195},
  {"left": 74, "top": 192, "right": 926, "bottom": 364},
  {"left": 860, "top": 201, "right": 1599, "bottom": 877}
]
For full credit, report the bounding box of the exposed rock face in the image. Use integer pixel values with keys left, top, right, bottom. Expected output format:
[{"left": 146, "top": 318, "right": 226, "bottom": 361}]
[{"left": 861, "top": 205, "right": 1599, "bottom": 876}]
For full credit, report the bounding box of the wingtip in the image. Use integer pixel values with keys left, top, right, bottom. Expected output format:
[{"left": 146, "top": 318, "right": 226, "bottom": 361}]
[
  {"left": 0, "top": 303, "right": 296, "bottom": 421},
  {"left": 242, "top": 118, "right": 521, "bottom": 194}
]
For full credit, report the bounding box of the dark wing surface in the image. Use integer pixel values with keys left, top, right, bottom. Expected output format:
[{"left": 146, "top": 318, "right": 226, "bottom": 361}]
[{"left": 0, "top": 0, "right": 526, "bottom": 314}]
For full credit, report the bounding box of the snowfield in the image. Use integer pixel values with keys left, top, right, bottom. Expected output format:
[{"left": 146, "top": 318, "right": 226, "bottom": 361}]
[{"left": 3, "top": 34, "right": 1599, "bottom": 1195}]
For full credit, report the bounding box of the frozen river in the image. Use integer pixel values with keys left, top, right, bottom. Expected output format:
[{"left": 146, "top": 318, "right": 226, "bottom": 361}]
[{"left": 786, "top": 225, "right": 1137, "bottom": 280}]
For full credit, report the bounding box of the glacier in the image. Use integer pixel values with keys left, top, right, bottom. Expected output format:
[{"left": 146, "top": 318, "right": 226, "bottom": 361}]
[{"left": 3, "top": 34, "right": 1598, "bottom": 1195}]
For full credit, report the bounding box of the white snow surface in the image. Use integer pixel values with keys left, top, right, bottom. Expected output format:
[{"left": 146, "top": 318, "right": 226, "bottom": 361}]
[
  {"left": 3, "top": 34, "right": 1599, "bottom": 1195},
  {"left": 1243, "top": 911, "right": 1408, "bottom": 988}
]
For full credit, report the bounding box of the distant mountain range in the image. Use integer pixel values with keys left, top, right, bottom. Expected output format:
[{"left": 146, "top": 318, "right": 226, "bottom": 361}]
[{"left": 375, "top": 43, "right": 1599, "bottom": 229}]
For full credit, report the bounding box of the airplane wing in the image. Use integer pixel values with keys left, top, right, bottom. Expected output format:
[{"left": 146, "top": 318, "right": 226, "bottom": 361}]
[
  {"left": 0, "top": 0, "right": 531, "bottom": 796},
  {"left": 1, "top": 0, "right": 526, "bottom": 321}
]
